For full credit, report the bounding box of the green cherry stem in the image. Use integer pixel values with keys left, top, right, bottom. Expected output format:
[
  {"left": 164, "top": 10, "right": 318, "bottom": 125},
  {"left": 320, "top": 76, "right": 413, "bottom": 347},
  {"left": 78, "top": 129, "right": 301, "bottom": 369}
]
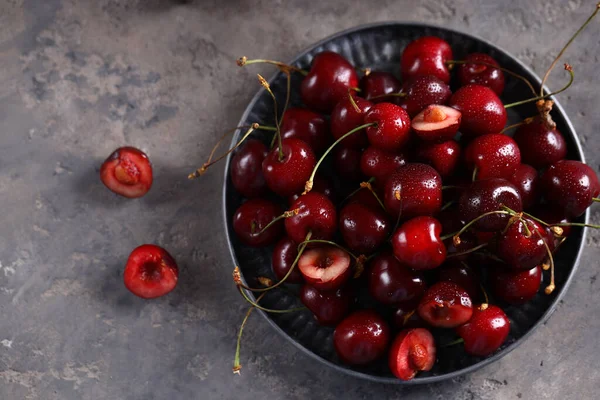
[
  {"left": 233, "top": 291, "right": 267, "bottom": 375},
  {"left": 297, "top": 239, "right": 359, "bottom": 260},
  {"left": 447, "top": 242, "right": 488, "bottom": 259},
  {"left": 593, "top": 198, "right": 600, "bottom": 202},
  {"left": 254, "top": 209, "right": 299, "bottom": 236},
  {"left": 258, "top": 74, "right": 284, "bottom": 161},
  {"left": 441, "top": 337, "right": 465, "bottom": 348},
  {"left": 237, "top": 286, "right": 306, "bottom": 313},
  {"left": 504, "top": 66, "right": 574, "bottom": 109},
  {"left": 237, "top": 56, "right": 308, "bottom": 76},
  {"left": 441, "top": 211, "right": 511, "bottom": 242}
]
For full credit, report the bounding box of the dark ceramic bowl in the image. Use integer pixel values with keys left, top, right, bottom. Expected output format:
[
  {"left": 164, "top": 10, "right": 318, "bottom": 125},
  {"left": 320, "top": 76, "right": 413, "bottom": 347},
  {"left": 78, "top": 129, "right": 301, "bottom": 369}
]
[{"left": 222, "top": 22, "right": 588, "bottom": 384}]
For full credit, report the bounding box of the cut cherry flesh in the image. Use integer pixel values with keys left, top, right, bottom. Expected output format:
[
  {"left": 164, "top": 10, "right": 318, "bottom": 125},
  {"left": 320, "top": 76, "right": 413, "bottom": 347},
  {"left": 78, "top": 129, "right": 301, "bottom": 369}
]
[
  {"left": 100, "top": 146, "right": 153, "bottom": 198},
  {"left": 490, "top": 264, "right": 542, "bottom": 305},
  {"left": 401, "top": 36, "right": 453, "bottom": 83},
  {"left": 360, "top": 71, "right": 402, "bottom": 103},
  {"left": 456, "top": 304, "right": 510, "bottom": 357},
  {"left": 364, "top": 102, "right": 412, "bottom": 152},
  {"left": 496, "top": 217, "right": 550, "bottom": 270},
  {"left": 300, "top": 284, "right": 354, "bottom": 326},
  {"left": 448, "top": 84, "right": 507, "bottom": 138},
  {"left": 280, "top": 107, "right": 331, "bottom": 155},
  {"left": 368, "top": 251, "right": 426, "bottom": 305},
  {"left": 233, "top": 198, "right": 283, "bottom": 247},
  {"left": 330, "top": 94, "right": 371, "bottom": 149},
  {"left": 360, "top": 146, "right": 407, "bottom": 184},
  {"left": 513, "top": 117, "right": 567, "bottom": 169},
  {"left": 457, "top": 53, "right": 505, "bottom": 95},
  {"left": 464, "top": 134, "right": 521, "bottom": 181},
  {"left": 438, "top": 261, "right": 480, "bottom": 301},
  {"left": 272, "top": 237, "right": 304, "bottom": 284},
  {"left": 297, "top": 245, "right": 351, "bottom": 291},
  {"left": 123, "top": 244, "right": 178, "bottom": 299},
  {"left": 412, "top": 105, "right": 461, "bottom": 142},
  {"left": 340, "top": 202, "right": 391, "bottom": 254},
  {"left": 400, "top": 75, "right": 452, "bottom": 118},
  {"left": 285, "top": 192, "right": 337, "bottom": 244},
  {"left": 230, "top": 139, "right": 268, "bottom": 198},
  {"left": 418, "top": 281, "right": 473, "bottom": 328},
  {"left": 333, "top": 310, "right": 391, "bottom": 365},
  {"left": 389, "top": 328, "right": 436, "bottom": 381},
  {"left": 507, "top": 164, "right": 539, "bottom": 210},
  {"left": 391, "top": 216, "right": 446, "bottom": 270},
  {"left": 415, "top": 139, "right": 462, "bottom": 178},
  {"left": 262, "top": 138, "right": 316, "bottom": 197}
]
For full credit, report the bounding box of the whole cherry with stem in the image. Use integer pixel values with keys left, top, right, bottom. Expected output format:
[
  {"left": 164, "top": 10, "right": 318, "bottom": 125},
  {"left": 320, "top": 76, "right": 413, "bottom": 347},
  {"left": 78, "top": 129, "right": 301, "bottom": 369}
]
[
  {"left": 368, "top": 251, "right": 427, "bottom": 306},
  {"left": 330, "top": 92, "right": 372, "bottom": 149}
]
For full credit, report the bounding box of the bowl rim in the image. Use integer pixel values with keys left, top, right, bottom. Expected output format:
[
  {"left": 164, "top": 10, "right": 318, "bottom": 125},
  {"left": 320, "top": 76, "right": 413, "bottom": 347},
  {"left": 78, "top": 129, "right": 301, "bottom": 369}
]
[{"left": 221, "top": 21, "right": 589, "bottom": 384}]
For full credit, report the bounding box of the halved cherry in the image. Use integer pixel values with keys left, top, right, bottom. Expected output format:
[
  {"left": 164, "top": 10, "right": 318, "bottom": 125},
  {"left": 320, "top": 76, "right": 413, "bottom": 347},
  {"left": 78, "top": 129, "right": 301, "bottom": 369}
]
[
  {"left": 389, "top": 328, "right": 436, "bottom": 381},
  {"left": 456, "top": 304, "right": 510, "bottom": 356},
  {"left": 100, "top": 146, "right": 153, "bottom": 198},
  {"left": 418, "top": 282, "right": 473, "bottom": 328},
  {"left": 123, "top": 244, "right": 178, "bottom": 299},
  {"left": 297, "top": 245, "right": 351, "bottom": 291},
  {"left": 412, "top": 105, "right": 461, "bottom": 142}
]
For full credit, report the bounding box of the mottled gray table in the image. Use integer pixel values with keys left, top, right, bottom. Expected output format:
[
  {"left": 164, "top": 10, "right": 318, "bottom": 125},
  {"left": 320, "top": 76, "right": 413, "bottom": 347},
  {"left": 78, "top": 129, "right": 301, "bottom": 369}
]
[{"left": 1, "top": 1, "right": 600, "bottom": 399}]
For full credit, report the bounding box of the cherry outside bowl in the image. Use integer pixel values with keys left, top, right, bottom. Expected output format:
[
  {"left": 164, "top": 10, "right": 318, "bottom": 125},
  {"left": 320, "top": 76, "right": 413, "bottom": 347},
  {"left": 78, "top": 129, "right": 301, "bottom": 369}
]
[{"left": 222, "top": 22, "right": 588, "bottom": 384}]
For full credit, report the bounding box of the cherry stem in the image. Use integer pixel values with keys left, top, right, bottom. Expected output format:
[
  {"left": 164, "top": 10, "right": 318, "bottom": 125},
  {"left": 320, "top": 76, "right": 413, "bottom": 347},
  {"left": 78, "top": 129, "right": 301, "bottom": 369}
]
[
  {"left": 255, "top": 209, "right": 299, "bottom": 236},
  {"left": 348, "top": 90, "right": 361, "bottom": 113},
  {"left": 237, "top": 286, "right": 306, "bottom": 313},
  {"left": 447, "top": 242, "right": 489, "bottom": 259},
  {"left": 360, "top": 181, "right": 386, "bottom": 211},
  {"left": 441, "top": 337, "right": 464, "bottom": 348},
  {"left": 342, "top": 177, "right": 376, "bottom": 205},
  {"left": 446, "top": 60, "right": 537, "bottom": 96},
  {"left": 440, "top": 201, "right": 455, "bottom": 211},
  {"left": 442, "top": 210, "right": 511, "bottom": 241},
  {"left": 237, "top": 56, "right": 308, "bottom": 76},
  {"left": 504, "top": 67, "right": 574, "bottom": 109},
  {"left": 392, "top": 190, "right": 404, "bottom": 233},
  {"left": 304, "top": 122, "right": 376, "bottom": 194},
  {"left": 257, "top": 74, "right": 284, "bottom": 161},
  {"left": 442, "top": 185, "right": 459, "bottom": 190},
  {"left": 233, "top": 291, "right": 266, "bottom": 375},
  {"left": 593, "top": 198, "right": 600, "bottom": 202},
  {"left": 502, "top": 205, "right": 600, "bottom": 230},
  {"left": 297, "top": 239, "right": 358, "bottom": 261},
  {"left": 500, "top": 117, "right": 535, "bottom": 134},
  {"left": 471, "top": 167, "right": 478, "bottom": 182},
  {"left": 480, "top": 284, "right": 490, "bottom": 304},
  {"left": 278, "top": 70, "right": 292, "bottom": 137},
  {"left": 369, "top": 92, "right": 407, "bottom": 101},
  {"left": 537, "top": 229, "right": 555, "bottom": 295},
  {"left": 539, "top": 3, "right": 600, "bottom": 97}
]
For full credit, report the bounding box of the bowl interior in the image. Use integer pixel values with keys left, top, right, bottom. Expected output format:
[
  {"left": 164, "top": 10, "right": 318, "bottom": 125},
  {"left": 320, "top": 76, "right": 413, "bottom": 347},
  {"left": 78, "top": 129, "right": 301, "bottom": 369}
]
[{"left": 222, "top": 23, "right": 586, "bottom": 384}]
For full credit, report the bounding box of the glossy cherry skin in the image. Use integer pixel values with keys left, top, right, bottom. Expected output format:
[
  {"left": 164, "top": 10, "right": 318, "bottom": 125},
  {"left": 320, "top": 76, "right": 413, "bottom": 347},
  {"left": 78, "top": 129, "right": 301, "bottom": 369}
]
[
  {"left": 334, "top": 146, "right": 364, "bottom": 182},
  {"left": 123, "top": 244, "right": 178, "bottom": 299},
  {"left": 298, "top": 245, "right": 352, "bottom": 291},
  {"left": 457, "top": 53, "right": 505, "bottom": 95},
  {"left": 448, "top": 85, "right": 507, "bottom": 138},
  {"left": 360, "top": 71, "right": 402, "bottom": 103},
  {"left": 360, "top": 146, "right": 407, "bottom": 183},
  {"left": 391, "top": 216, "right": 446, "bottom": 270},
  {"left": 230, "top": 139, "right": 268, "bottom": 198},
  {"left": 100, "top": 146, "right": 153, "bottom": 198},
  {"left": 271, "top": 237, "right": 304, "bottom": 284},
  {"left": 392, "top": 302, "right": 428, "bottom": 330},
  {"left": 465, "top": 133, "right": 521, "bottom": 181},
  {"left": 490, "top": 265, "right": 542, "bottom": 305},
  {"left": 459, "top": 178, "right": 523, "bottom": 231},
  {"left": 300, "top": 284, "right": 354, "bottom": 326},
  {"left": 280, "top": 108, "right": 330, "bottom": 155},
  {"left": 384, "top": 163, "right": 443, "bottom": 220},
  {"left": 438, "top": 261, "right": 480, "bottom": 301},
  {"left": 368, "top": 251, "right": 426, "bottom": 305},
  {"left": 535, "top": 206, "right": 572, "bottom": 238},
  {"left": 456, "top": 304, "right": 510, "bottom": 357},
  {"left": 399, "top": 75, "right": 452, "bottom": 118},
  {"left": 541, "top": 160, "right": 600, "bottom": 218},
  {"left": 333, "top": 310, "right": 391, "bottom": 365},
  {"left": 508, "top": 164, "right": 539, "bottom": 210},
  {"left": 418, "top": 282, "right": 473, "bottom": 328},
  {"left": 288, "top": 174, "right": 335, "bottom": 205},
  {"left": 401, "top": 36, "right": 453, "bottom": 83},
  {"left": 364, "top": 102, "right": 412, "bottom": 152},
  {"left": 285, "top": 192, "right": 337, "bottom": 244},
  {"left": 330, "top": 94, "right": 371, "bottom": 149},
  {"left": 232, "top": 198, "right": 283, "bottom": 247},
  {"left": 496, "top": 217, "right": 550, "bottom": 270},
  {"left": 415, "top": 139, "right": 461, "bottom": 178},
  {"left": 340, "top": 202, "right": 391, "bottom": 254},
  {"left": 389, "top": 328, "right": 436, "bottom": 381},
  {"left": 300, "top": 51, "right": 359, "bottom": 113},
  {"left": 262, "top": 138, "right": 316, "bottom": 197},
  {"left": 513, "top": 117, "right": 567, "bottom": 169}
]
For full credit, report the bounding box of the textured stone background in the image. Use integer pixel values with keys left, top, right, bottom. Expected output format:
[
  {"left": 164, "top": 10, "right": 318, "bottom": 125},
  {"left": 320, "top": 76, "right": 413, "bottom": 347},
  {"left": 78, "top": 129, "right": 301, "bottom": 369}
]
[{"left": 1, "top": 0, "right": 600, "bottom": 399}]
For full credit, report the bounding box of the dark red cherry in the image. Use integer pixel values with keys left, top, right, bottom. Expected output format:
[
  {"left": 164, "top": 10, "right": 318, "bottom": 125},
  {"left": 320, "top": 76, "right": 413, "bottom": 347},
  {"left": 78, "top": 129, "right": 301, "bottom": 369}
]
[
  {"left": 360, "top": 71, "right": 402, "bottom": 103},
  {"left": 285, "top": 192, "right": 337, "bottom": 244},
  {"left": 392, "top": 302, "right": 428, "bottom": 330},
  {"left": 300, "top": 284, "right": 354, "bottom": 326},
  {"left": 262, "top": 138, "right": 316, "bottom": 197},
  {"left": 418, "top": 282, "right": 473, "bottom": 328},
  {"left": 465, "top": 133, "right": 521, "bottom": 180},
  {"left": 100, "top": 146, "right": 153, "bottom": 198},
  {"left": 340, "top": 202, "right": 391, "bottom": 254},
  {"left": 298, "top": 245, "right": 352, "bottom": 291},
  {"left": 513, "top": 117, "right": 567, "bottom": 169},
  {"left": 346, "top": 186, "right": 383, "bottom": 211},
  {"left": 288, "top": 174, "right": 335, "bottom": 205},
  {"left": 399, "top": 75, "right": 452, "bottom": 118},
  {"left": 490, "top": 264, "right": 542, "bottom": 305},
  {"left": 330, "top": 94, "right": 371, "bottom": 149},
  {"left": 230, "top": 139, "right": 268, "bottom": 198},
  {"left": 457, "top": 53, "right": 505, "bottom": 95},
  {"left": 384, "top": 163, "right": 443, "bottom": 220},
  {"left": 368, "top": 251, "right": 426, "bottom": 305},
  {"left": 272, "top": 237, "right": 304, "bottom": 284},
  {"left": 391, "top": 216, "right": 446, "bottom": 270},
  {"left": 401, "top": 36, "right": 453, "bottom": 83},
  {"left": 412, "top": 105, "right": 461, "bottom": 141},
  {"left": 535, "top": 206, "right": 572, "bottom": 238},
  {"left": 300, "top": 51, "right": 359, "bottom": 113},
  {"left": 456, "top": 304, "right": 510, "bottom": 356},
  {"left": 448, "top": 85, "right": 507, "bottom": 138},
  {"left": 232, "top": 198, "right": 283, "bottom": 247},
  {"left": 280, "top": 108, "right": 330, "bottom": 155},
  {"left": 389, "top": 328, "right": 436, "bottom": 381},
  {"left": 459, "top": 178, "right": 523, "bottom": 231},
  {"left": 415, "top": 139, "right": 461, "bottom": 178},
  {"left": 364, "top": 102, "right": 412, "bottom": 152},
  {"left": 507, "top": 164, "right": 539, "bottom": 210},
  {"left": 438, "top": 261, "right": 480, "bottom": 301},
  {"left": 333, "top": 310, "right": 391, "bottom": 365},
  {"left": 360, "top": 146, "right": 407, "bottom": 183},
  {"left": 541, "top": 160, "right": 600, "bottom": 218},
  {"left": 334, "top": 146, "right": 364, "bottom": 182}
]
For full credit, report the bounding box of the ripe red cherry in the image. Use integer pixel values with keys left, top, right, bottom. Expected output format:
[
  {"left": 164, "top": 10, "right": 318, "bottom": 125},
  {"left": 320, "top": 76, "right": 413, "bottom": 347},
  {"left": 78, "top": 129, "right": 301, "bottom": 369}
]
[
  {"left": 368, "top": 251, "right": 426, "bottom": 305},
  {"left": 535, "top": 206, "right": 572, "bottom": 238},
  {"left": 123, "top": 244, "right": 178, "bottom": 299},
  {"left": 285, "top": 192, "right": 337, "bottom": 244},
  {"left": 230, "top": 139, "right": 268, "bottom": 198},
  {"left": 298, "top": 245, "right": 352, "bottom": 291},
  {"left": 100, "top": 147, "right": 153, "bottom": 198},
  {"left": 359, "top": 71, "right": 402, "bottom": 103},
  {"left": 330, "top": 94, "right": 372, "bottom": 149},
  {"left": 490, "top": 264, "right": 542, "bottom": 305},
  {"left": 262, "top": 138, "right": 316, "bottom": 197},
  {"left": 418, "top": 282, "right": 473, "bottom": 328},
  {"left": 459, "top": 178, "right": 523, "bottom": 231},
  {"left": 364, "top": 102, "right": 412, "bottom": 152},
  {"left": 389, "top": 328, "right": 436, "bottom": 381},
  {"left": 456, "top": 53, "right": 505, "bottom": 95},
  {"left": 300, "top": 51, "right": 359, "bottom": 113},
  {"left": 512, "top": 117, "right": 567, "bottom": 169},
  {"left": 399, "top": 75, "right": 452, "bottom": 118},
  {"left": 384, "top": 163, "right": 443, "bottom": 220},
  {"left": 288, "top": 174, "right": 335, "bottom": 205},
  {"left": 272, "top": 237, "right": 304, "bottom": 284},
  {"left": 456, "top": 304, "right": 510, "bottom": 357},
  {"left": 392, "top": 302, "right": 427, "bottom": 330},
  {"left": 333, "top": 310, "right": 391, "bottom": 365},
  {"left": 300, "top": 284, "right": 354, "bottom": 326},
  {"left": 412, "top": 105, "right": 461, "bottom": 141},
  {"left": 233, "top": 198, "right": 283, "bottom": 247},
  {"left": 507, "top": 164, "right": 539, "bottom": 210},
  {"left": 360, "top": 146, "right": 407, "bottom": 183},
  {"left": 541, "top": 160, "right": 600, "bottom": 218},
  {"left": 280, "top": 108, "right": 330, "bottom": 155},
  {"left": 448, "top": 85, "right": 507, "bottom": 138},
  {"left": 401, "top": 36, "right": 453, "bottom": 83},
  {"left": 438, "top": 261, "right": 480, "bottom": 301},
  {"left": 340, "top": 202, "right": 391, "bottom": 254},
  {"left": 465, "top": 134, "right": 521, "bottom": 180},
  {"left": 391, "top": 216, "right": 446, "bottom": 270},
  {"left": 333, "top": 146, "right": 364, "bottom": 182},
  {"left": 415, "top": 139, "right": 461, "bottom": 178},
  {"left": 496, "top": 217, "right": 550, "bottom": 270}
]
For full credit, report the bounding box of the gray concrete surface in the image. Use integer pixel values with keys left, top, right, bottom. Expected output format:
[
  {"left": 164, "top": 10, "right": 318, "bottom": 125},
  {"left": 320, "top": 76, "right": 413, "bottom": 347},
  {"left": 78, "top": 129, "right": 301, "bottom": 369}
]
[{"left": 1, "top": 0, "right": 600, "bottom": 399}]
